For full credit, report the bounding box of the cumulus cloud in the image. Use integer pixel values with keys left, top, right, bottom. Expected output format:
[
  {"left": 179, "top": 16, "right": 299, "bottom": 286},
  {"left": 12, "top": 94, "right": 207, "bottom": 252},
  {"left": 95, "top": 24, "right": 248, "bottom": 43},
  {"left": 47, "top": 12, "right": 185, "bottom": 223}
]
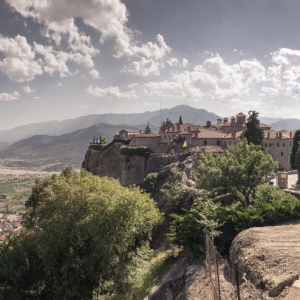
[
  {"left": 6, "top": 0, "right": 171, "bottom": 67},
  {"left": 143, "top": 55, "right": 266, "bottom": 102},
  {"left": 87, "top": 85, "right": 137, "bottom": 99},
  {"left": 123, "top": 58, "right": 160, "bottom": 76},
  {"left": 23, "top": 86, "right": 35, "bottom": 93},
  {"left": 34, "top": 43, "right": 94, "bottom": 77},
  {"left": 266, "top": 48, "right": 300, "bottom": 98},
  {"left": 89, "top": 69, "right": 101, "bottom": 79},
  {"left": 0, "top": 34, "right": 43, "bottom": 82},
  {"left": 0, "top": 91, "right": 20, "bottom": 101},
  {"left": 167, "top": 58, "right": 189, "bottom": 67}
]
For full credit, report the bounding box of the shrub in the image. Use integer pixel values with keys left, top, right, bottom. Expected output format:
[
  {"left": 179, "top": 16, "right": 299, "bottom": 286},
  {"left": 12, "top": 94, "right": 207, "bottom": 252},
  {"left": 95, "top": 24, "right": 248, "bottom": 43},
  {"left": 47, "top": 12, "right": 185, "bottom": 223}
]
[{"left": 119, "top": 146, "right": 153, "bottom": 157}]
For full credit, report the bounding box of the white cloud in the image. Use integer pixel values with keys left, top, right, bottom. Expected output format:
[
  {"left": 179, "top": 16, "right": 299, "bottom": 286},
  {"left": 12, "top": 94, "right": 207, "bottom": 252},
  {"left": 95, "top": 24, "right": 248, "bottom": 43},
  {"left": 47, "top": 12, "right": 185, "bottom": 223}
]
[
  {"left": 6, "top": 0, "right": 170, "bottom": 63},
  {"left": 143, "top": 55, "right": 266, "bottom": 102},
  {"left": 34, "top": 43, "right": 94, "bottom": 77},
  {"left": 57, "top": 83, "right": 62, "bottom": 86},
  {"left": 23, "top": 86, "right": 35, "bottom": 93},
  {"left": 0, "top": 91, "right": 20, "bottom": 101},
  {"left": 167, "top": 58, "right": 189, "bottom": 68},
  {"left": 267, "top": 48, "right": 300, "bottom": 98},
  {"left": 0, "top": 34, "right": 43, "bottom": 82},
  {"left": 128, "top": 83, "right": 138, "bottom": 89},
  {"left": 89, "top": 69, "right": 101, "bottom": 79},
  {"left": 123, "top": 58, "right": 160, "bottom": 76},
  {"left": 87, "top": 85, "right": 137, "bottom": 99}
]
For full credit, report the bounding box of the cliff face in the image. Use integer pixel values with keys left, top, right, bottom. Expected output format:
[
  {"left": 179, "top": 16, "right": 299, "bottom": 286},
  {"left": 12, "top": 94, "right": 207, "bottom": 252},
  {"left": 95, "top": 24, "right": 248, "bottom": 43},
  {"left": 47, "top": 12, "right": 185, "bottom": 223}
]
[
  {"left": 82, "top": 143, "right": 202, "bottom": 186},
  {"left": 82, "top": 144, "right": 147, "bottom": 186}
]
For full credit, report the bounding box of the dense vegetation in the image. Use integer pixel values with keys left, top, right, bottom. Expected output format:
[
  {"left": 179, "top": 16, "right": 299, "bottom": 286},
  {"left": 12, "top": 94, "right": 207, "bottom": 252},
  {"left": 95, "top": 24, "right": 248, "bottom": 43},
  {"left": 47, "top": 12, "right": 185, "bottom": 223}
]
[
  {"left": 197, "top": 138, "right": 277, "bottom": 207},
  {"left": 169, "top": 138, "right": 300, "bottom": 256},
  {"left": 0, "top": 167, "right": 162, "bottom": 299},
  {"left": 241, "top": 110, "right": 264, "bottom": 147},
  {"left": 119, "top": 145, "right": 153, "bottom": 157},
  {"left": 89, "top": 138, "right": 130, "bottom": 151}
]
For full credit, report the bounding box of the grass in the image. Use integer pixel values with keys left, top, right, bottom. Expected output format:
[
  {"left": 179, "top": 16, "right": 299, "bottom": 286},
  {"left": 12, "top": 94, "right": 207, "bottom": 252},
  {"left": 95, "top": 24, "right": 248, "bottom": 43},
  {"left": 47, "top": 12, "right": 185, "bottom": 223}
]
[{"left": 111, "top": 248, "right": 179, "bottom": 300}]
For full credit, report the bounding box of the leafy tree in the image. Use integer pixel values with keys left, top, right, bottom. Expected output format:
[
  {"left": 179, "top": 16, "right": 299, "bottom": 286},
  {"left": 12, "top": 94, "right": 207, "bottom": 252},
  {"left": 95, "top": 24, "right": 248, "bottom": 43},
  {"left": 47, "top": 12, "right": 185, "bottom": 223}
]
[
  {"left": 295, "top": 143, "right": 300, "bottom": 182},
  {"left": 290, "top": 129, "right": 300, "bottom": 169},
  {"left": 168, "top": 192, "right": 222, "bottom": 255},
  {"left": 197, "top": 138, "right": 278, "bottom": 207},
  {"left": 144, "top": 123, "right": 152, "bottom": 134},
  {"left": 241, "top": 110, "right": 264, "bottom": 147},
  {"left": 100, "top": 136, "right": 108, "bottom": 144},
  {"left": 1, "top": 167, "right": 162, "bottom": 299}
]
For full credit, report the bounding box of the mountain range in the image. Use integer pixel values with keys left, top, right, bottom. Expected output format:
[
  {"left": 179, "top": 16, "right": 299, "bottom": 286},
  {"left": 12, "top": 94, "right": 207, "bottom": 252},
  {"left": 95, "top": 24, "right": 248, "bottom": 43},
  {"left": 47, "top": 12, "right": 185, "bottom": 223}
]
[{"left": 0, "top": 105, "right": 299, "bottom": 170}]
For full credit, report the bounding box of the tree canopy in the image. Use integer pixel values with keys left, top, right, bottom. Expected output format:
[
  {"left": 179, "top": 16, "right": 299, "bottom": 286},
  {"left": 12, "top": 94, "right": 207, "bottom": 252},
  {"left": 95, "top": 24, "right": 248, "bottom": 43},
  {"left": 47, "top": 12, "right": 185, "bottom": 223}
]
[
  {"left": 0, "top": 167, "right": 162, "bottom": 299},
  {"left": 241, "top": 110, "right": 264, "bottom": 147},
  {"left": 197, "top": 138, "right": 278, "bottom": 207},
  {"left": 290, "top": 129, "right": 300, "bottom": 169},
  {"left": 144, "top": 123, "right": 152, "bottom": 134}
]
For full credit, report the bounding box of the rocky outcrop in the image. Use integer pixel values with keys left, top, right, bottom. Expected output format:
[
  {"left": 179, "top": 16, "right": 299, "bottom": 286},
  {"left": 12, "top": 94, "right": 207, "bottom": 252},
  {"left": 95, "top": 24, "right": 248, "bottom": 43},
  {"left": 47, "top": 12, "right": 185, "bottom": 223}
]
[
  {"left": 82, "top": 143, "right": 206, "bottom": 187},
  {"left": 230, "top": 221, "right": 300, "bottom": 299},
  {"left": 82, "top": 144, "right": 147, "bottom": 186}
]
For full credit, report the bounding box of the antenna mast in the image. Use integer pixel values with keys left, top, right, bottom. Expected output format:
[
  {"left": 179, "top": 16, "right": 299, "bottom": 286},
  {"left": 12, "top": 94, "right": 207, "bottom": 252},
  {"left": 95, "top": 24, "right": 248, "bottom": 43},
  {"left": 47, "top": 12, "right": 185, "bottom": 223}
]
[{"left": 160, "top": 97, "right": 162, "bottom": 125}]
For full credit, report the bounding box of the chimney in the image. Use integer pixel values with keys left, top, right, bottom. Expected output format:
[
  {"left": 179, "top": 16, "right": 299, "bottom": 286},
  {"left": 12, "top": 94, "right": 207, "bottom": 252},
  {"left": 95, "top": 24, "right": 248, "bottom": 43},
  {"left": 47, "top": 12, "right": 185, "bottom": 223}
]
[
  {"left": 279, "top": 131, "right": 282, "bottom": 138},
  {"left": 267, "top": 131, "right": 270, "bottom": 138},
  {"left": 217, "top": 118, "right": 222, "bottom": 125},
  {"left": 139, "top": 130, "right": 142, "bottom": 134},
  {"left": 223, "top": 117, "right": 228, "bottom": 124},
  {"left": 206, "top": 121, "right": 211, "bottom": 128},
  {"left": 290, "top": 132, "right": 292, "bottom": 138},
  {"left": 231, "top": 116, "right": 235, "bottom": 126}
]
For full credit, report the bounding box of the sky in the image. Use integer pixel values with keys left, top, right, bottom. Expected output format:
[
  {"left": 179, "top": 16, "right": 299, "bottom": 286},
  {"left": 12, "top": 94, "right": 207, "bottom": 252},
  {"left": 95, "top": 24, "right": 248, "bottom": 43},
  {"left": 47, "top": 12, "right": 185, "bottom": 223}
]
[{"left": 1, "top": 0, "right": 300, "bottom": 130}]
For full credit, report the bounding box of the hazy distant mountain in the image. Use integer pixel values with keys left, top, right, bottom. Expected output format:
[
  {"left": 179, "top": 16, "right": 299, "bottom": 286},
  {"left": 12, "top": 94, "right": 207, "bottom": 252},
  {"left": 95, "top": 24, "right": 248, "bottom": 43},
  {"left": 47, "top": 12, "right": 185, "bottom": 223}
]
[
  {"left": 0, "top": 105, "right": 220, "bottom": 143},
  {"left": 269, "top": 119, "right": 300, "bottom": 131},
  {"left": 259, "top": 117, "right": 284, "bottom": 125},
  {"left": 0, "top": 123, "right": 148, "bottom": 170}
]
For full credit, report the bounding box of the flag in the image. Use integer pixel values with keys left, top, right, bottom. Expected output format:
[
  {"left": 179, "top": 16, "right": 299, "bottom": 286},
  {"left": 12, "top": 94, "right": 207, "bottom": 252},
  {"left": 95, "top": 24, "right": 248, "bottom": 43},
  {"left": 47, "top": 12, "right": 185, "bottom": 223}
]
[{"left": 183, "top": 141, "right": 187, "bottom": 148}]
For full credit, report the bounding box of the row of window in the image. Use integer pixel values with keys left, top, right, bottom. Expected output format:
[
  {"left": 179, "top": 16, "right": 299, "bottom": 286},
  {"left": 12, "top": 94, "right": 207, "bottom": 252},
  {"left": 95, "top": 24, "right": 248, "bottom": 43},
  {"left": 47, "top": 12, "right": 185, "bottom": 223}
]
[{"left": 265, "top": 142, "right": 292, "bottom": 148}]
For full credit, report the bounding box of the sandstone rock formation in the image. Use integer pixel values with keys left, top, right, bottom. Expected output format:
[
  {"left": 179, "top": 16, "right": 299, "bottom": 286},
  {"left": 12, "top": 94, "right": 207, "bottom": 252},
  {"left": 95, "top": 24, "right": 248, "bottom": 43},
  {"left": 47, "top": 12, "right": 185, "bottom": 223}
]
[{"left": 230, "top": 221, "right": 300, "bottom": 299}]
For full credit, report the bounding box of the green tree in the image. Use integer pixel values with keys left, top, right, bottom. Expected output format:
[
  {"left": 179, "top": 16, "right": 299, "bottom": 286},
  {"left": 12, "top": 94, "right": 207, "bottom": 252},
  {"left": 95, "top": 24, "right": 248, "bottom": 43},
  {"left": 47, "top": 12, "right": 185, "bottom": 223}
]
[
  {"left": 100, "top": 136, "right": 108, "bottom": 144},
  {"left": 179, "top": 115, "right": 183, "bottom": 125},
  {"left": 1, "top": 167, "right": 162, "bottom": 299},
  {"left": 241, "top": 110, "right": 264, "bottom": 147},
  {"left": 290, "top": 129, "right": 300, "bottom": 169},
  {"left": 197, "top": 138, "right": 278, "bottom": 207},
  {"left": 144, "top": 123, "right": 152, "bottom": 134},
  {"left": 295, "top": 143, "right": 300, "bottom": 182}
]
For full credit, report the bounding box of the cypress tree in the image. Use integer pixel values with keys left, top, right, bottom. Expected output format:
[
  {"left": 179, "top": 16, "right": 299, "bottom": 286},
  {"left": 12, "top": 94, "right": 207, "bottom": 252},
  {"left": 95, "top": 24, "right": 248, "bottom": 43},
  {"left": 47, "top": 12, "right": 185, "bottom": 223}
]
[
  {"left": 179, "top": 115, "right": 183, "bottom": 124},
  {"left": 241, "top": 111, "right": 264, "bottom": 147}
]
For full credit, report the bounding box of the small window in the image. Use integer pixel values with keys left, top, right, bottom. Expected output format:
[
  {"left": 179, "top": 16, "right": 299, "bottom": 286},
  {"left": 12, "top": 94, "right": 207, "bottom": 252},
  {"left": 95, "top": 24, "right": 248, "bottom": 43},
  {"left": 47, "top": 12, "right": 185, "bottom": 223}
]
[
  {"left": 217, "top": 140, "right": 220, "bottom": 146},
  {"left": 265, "top": 143, "right": 267, "bottom": 147},
  {"left": 283, "top": 143, "right": 285, "bottom": 147},
  {"left": 281, "top": 152, "right": 283, "bottom": 156},
  {"left": 269, "top": 143, "right": 272, "bottom": 147},
  {"left": 277, "top": 143, "right": 279, "bottom": 147},
  {"left": 229, "top": 141, "right": 231, "bottom": 146},
  {"left": 203, "top": 140, "right": 207, "bottom": 146}
]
